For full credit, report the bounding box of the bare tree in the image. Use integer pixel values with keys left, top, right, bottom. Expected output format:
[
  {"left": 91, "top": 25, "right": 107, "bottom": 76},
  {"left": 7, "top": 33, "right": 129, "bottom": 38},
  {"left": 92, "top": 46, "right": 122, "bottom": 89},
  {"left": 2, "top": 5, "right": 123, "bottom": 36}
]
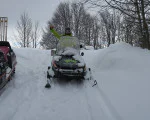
[
  {"left": 41, "top": 2, "right": 72, "bottom": 49},
  {"left": 89, "top": 0, "right": 150, "bottom": 48},
  {"left": 92, "top": 17, "right": 100, "bottom": 49},
  {"left": 52, "top": 2, "right": 72, "bottom": 32},
  {"left": 40, "top": 26, "right": 57, "bottom": 49},
  {"left": 71, "top": 2, "right": 84, "bottom": 37},
  {"left": 99, "top": 10, "right": 111, "bottom": 46},
  {"left": 16, "top": 12, "right": 32, "bottom": 47},
  {"left": 31, "top": 21, "right": 40, "bottom": 48},
  {"left": 82, "top": 0, "right": 150, "bottom": 49},
  {"left": 71, "top": 2, "right": 98, "bottom": 46},
  {"left": 41, "top": 1, "right": 100, "bottom": 49}
]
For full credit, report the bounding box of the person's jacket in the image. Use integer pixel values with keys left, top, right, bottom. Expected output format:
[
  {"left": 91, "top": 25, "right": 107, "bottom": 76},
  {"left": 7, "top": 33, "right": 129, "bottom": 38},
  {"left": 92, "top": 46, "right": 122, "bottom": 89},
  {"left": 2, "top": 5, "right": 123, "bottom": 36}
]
[{"left": 50, "top": 28, "right": 72, "bottom": 40}]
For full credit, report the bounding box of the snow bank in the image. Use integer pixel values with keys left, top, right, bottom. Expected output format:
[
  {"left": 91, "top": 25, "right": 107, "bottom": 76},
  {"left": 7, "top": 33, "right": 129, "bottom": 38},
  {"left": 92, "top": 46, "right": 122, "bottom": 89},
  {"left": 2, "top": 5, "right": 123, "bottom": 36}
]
[
  {"left": 84, "top": 45, "right": 94, "bottom": 50},
  {"left": 83, "top": 42, "right": 150, "bottom": 120}
]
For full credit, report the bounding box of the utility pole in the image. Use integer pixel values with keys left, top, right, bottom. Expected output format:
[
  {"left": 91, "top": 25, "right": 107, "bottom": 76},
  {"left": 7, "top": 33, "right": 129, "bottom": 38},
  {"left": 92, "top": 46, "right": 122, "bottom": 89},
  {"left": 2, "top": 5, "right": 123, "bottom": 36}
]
[{"left": 0, "top": 17, "right": 8, "bottom": 41}]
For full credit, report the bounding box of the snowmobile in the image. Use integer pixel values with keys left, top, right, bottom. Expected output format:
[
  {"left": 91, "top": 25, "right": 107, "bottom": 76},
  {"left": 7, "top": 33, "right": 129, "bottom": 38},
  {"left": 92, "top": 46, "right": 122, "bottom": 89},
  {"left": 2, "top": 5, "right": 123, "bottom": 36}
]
[
  {"left": 0, "top": 41, "right": 17, "bottom": 90},
  {"left": 45, "top": 36, "right": 97, "bottom": 88},
  {"left": 52, "top": 37, "right": 86, "bottom": 78}
]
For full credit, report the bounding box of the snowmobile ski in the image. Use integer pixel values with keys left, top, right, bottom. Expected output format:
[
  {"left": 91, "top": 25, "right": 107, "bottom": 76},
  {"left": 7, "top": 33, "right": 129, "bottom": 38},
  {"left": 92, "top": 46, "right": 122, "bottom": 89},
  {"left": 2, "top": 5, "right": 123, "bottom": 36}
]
[
  {"left": 45, "top": 67, "right": 52, "bottom": 88},
  {"left": 85, "top": 68, "right": 97, "bottom": 87}
]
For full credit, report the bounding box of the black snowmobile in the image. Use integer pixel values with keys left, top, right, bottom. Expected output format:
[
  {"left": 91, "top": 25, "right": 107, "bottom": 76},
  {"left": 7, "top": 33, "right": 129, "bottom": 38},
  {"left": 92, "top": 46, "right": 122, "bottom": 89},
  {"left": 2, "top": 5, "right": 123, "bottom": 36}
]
[
  {"left": 45, "top": 36, "right": 86, "bottom": 88},
  {"left": 45, "top": 36, "right": 97, "bottom": 88},
  {"left": 52, "top": 36, "right": 86, "bottom": 78}
]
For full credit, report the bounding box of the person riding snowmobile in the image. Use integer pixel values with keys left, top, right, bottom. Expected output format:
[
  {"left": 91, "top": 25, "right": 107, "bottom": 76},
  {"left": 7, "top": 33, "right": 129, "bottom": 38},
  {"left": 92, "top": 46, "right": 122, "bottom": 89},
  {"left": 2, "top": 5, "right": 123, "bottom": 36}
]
[
  {"left": 45, "top": 26, "right": 74, "bottom": 88},
  {"left": 50, "top": 25, "right": 72, "bottom": 39},
  {"left": 50, "top": 25, "right": 76, "bottom": 48}
]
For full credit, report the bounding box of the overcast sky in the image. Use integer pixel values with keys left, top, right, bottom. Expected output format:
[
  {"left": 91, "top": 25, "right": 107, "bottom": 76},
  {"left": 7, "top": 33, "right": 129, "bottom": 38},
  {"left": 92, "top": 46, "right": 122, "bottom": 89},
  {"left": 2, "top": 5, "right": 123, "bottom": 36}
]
[{"left": 0, "top": 0, "right": 73, "bottom": 45}]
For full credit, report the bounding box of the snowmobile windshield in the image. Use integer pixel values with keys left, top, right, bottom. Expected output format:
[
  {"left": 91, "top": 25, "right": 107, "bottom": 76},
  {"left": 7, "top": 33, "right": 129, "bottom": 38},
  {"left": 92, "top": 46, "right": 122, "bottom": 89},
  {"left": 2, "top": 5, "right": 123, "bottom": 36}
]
[{"left": 56, "top": 36, "right": 80, "bottom": 55}]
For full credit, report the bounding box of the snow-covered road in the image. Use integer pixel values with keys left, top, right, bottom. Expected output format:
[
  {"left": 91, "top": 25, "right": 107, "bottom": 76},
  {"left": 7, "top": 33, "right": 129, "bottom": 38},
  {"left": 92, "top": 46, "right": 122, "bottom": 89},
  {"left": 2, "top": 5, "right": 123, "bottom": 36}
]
[
  {"left": 0, "top": 48, "right": 110, "bottom": 120},
  {"left": 0, "top": 42, "right": 150, "bottom": 120}
]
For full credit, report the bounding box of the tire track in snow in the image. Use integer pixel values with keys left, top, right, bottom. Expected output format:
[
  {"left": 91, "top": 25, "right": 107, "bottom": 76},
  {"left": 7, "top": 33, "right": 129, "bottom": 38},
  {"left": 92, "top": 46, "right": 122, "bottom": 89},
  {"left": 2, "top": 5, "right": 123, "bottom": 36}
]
[
  {"left": 5, "top": 58, "right": 42, "bottom": 120},
  {"left": 9, "top": 75, "right": 40, "bottom": 120},
  {"left": 83, "top": 81, "right": 110, "bottom": 120},
  {"left": 83, "top": 86, "right": 95, "bottom": 120},
  {"left": 93, "top": 83, "right": 123, "bottom": 120},
  {"left": 38, "top": 82, "right": 91, "bottom": 120}
]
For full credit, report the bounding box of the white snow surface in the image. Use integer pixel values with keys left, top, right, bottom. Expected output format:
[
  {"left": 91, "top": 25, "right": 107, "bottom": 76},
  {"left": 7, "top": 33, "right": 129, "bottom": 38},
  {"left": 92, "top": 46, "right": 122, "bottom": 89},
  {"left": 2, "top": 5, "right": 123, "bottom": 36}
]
[
  {"left": 84, "top": 45, "right": 94, "bottom": 50},
  {"left": 0, "top": 42, "right": 150, "bottom": 120}
]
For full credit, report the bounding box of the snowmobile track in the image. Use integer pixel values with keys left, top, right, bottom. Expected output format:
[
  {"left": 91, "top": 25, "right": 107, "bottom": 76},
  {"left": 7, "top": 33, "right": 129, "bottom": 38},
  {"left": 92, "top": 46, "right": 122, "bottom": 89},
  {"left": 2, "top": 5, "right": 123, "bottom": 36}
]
[
  {"left": 92, "top": 83, "right": 123, "bottom": 120},
  {"left": 83, "top": 86, "right": 96, "bottom": 120}
]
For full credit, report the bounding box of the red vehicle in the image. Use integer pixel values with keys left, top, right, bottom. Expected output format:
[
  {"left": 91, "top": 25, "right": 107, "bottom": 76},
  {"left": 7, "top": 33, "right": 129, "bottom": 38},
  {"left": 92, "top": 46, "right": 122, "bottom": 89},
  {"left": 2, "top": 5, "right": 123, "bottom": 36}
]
[
  {"left": 0, "top": 17, "right": 17, "bottom": 89},
  {"left": 0, "top": 41, "right": 17, "bottom": 89}
]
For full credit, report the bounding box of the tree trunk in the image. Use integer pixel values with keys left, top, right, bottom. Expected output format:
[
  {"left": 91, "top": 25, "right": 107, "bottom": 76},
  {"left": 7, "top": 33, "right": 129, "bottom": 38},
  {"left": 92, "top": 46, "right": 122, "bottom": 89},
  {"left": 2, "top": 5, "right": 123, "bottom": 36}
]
[
  {"left": 134, "top": 0, "right": 144, "bottom": 48},
  {"left": 140, "top": 0, "right": 150, "bottom": 49}
]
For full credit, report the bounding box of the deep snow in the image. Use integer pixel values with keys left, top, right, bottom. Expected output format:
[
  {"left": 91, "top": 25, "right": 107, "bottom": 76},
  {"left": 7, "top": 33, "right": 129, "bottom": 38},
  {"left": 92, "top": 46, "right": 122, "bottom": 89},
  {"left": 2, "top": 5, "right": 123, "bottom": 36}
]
[{"left": 0, "top": 42, "right": 150, "bottom": 120}]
